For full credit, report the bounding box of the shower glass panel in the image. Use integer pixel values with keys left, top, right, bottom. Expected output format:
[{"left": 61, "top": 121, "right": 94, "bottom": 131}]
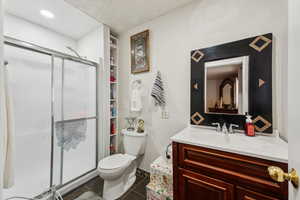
[
  {"left": 62, "top": 119, "right": 96, "bottom": 183},
  {"left": 3, "top": 39, "right": 98, "bottom": 199},
  {"left": 3, "top": 45, "right": 52, "bottom": 198},
  {"left": 63, "top": 59, "right": 96, "bottom": 119},
  {"left": 52, "top": 57, "right": 97, "bottom": 186}
]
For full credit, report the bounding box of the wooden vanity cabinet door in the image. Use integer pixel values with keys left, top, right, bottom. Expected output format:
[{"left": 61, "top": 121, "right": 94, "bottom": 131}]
[
  {"left": 175, "top": 143, "right": 288, "bottom": 199},
  {"left": 236, "top": 186, "right": 280, "bottom": 200},
  {"left": 178, "top": 168, "right": 234, "bottom": 200},
  {"left": 173, "top": 142, "right": 288, "bottom": 200}
]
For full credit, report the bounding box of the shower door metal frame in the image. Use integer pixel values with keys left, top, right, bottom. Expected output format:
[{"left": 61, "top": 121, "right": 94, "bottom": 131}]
[
  {"left": 52, "top": 55, "right": 99, "bottom": 189},
  {"left": 4, "top": 36, "right": 100, "bottom": 195}
]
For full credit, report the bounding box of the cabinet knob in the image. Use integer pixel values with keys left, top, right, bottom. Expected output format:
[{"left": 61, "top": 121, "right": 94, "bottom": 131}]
[{"left": 268, "top": 166, "right": 299, "bottom": 188}]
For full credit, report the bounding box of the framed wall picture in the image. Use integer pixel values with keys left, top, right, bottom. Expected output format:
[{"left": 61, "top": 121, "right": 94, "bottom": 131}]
[{"left": 131, "top": 30, "right": 150, "bottom": 74}]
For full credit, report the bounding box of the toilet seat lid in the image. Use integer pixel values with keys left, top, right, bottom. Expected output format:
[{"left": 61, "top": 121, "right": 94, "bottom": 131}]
[{"left": 99, "top": 154, "right": 131, "bottom": 170}]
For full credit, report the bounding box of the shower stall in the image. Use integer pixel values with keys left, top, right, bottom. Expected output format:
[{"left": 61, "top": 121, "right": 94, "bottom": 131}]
[{"left": 3, "top": 36, "right": 99, "bottom": 199}]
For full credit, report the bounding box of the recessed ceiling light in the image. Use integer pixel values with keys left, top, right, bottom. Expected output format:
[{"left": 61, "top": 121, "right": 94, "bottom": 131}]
[{"left": 40, "top": 10, "right": 55, "bottom": 19}]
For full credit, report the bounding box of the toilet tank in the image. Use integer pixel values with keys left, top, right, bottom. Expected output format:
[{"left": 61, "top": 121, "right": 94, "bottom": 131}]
[{"left": 122, "top": 129, "right": 147, "bottom": 157}]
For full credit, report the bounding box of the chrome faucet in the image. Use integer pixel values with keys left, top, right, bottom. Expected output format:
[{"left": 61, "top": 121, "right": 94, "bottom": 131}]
[
  {"left": 229, "top": 124, "right": 239, "bottom": 134},
  {"left": 222, "top": 123, "right": 228, "bottom": 134},
  {"left": 212, "top": 122, "right": 221, "bottom": 132}
]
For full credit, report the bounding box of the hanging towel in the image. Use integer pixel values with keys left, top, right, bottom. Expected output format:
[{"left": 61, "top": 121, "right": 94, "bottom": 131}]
[
  {"left": 1, "top": 62, "right": 15, "bottom": 189},
  {"left": 151, "top": 71, "right": 165, "bottom": 108},
  {"left": 55, "top": 119, "right": 87, "bottom": 151},
  {"left": 130, "top": 79, "right": 143, "bottom": 112}
]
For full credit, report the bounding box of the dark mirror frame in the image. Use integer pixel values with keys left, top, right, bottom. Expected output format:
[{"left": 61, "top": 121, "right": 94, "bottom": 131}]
[{"left": 190, "top": 33, "right": 273, "bottom": 133}]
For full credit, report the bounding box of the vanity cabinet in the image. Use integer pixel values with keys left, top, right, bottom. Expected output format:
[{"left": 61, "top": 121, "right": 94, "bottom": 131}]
[
  {"left": 172, "top": 142, "right": 288, "bottom": 200},
  {"left": 178, "top": 168, "right": 234, "bottom": 200}
]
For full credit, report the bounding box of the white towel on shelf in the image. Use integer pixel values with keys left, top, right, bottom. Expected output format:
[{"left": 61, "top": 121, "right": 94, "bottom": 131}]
[
  {"left": 0, "top": 63, "right": 15, "bottom": 189},
  {"left": 151, "top": 71, "right": 165, "bottom": 108},
  {"left": 130, "top": 79, "right": 143, "bottom": 112}
]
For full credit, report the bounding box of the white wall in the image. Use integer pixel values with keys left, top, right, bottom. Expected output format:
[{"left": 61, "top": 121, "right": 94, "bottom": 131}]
[
  {"left": 4, "top": 13, "right": 77, "bottom": 54},
  {"left": 77, "top": 25, "right": 104, "bottom": 63},
  {"left": 119, "top": 0, "right": 288, "bottom": 171},
  {"left": 0, "top": 1, "right": 4, "bottom": 199}
]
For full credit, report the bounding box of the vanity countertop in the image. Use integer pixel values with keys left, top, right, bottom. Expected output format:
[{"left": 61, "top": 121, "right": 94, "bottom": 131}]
[{"left": 171, "top": 127, "right": 288, "bottom": 163}]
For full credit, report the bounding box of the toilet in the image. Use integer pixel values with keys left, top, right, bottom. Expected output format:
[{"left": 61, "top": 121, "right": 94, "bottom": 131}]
[{"left": 98, "top": 129, "right": 147, "bottom": 200}]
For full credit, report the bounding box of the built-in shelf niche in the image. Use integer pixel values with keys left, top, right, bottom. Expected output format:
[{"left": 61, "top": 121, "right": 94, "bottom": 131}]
[{"left": 109, "top": 33, "right": 119, "bottom": 155}]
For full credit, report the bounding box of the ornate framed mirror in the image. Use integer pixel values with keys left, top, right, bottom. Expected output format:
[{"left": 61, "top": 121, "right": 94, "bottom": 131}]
[{"left": 191, "top": 33, "right": 273, "bottom": 133}]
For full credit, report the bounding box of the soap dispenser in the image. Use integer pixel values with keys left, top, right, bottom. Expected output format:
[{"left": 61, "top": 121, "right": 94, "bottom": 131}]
[{"left": 245, "top": 112, "right": 255, "bottom": 137}]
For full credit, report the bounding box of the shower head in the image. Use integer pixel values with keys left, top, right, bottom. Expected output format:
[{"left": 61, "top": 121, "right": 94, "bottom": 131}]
[{"left": 66, "top": 46, "right": 82, "bottom": 59}]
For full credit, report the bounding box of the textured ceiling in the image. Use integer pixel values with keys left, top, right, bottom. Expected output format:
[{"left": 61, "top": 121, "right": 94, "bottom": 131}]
[{"left": 65, "top": 0, "right": 196, "bottom": 33}]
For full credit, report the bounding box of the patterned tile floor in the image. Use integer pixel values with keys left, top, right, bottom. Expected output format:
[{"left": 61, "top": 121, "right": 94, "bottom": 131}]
[{"left": 63, "top": 174, "right": 149, "bottom": 200}]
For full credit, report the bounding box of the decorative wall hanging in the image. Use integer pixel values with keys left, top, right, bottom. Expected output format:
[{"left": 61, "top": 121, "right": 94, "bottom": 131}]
[
  {"left": 190, "top": 33, "right": 273, "bottom": 133},
  {"left": 249, "top": 35, "right": 272, "bottom": 52},
  {"left": 259, "top": 78, "right": 266, "bottom": 88},
  {"left": 131, "top": 30, "right": 150, "bottom": 74},
  {"left": 193, "top": 83, "right": 199, "bottom": 90},
  {"left": 191, "top": 50, "right": 205, "bottom": 62},
  {"left": 191, "top": 112, "right": 205, "bottom": 125},
  {"left": 252, "top": 115, "right": 272, "bottom": 132}
]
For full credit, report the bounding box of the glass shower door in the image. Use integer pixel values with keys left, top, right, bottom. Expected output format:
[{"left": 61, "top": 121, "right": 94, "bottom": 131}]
[
  {"left": 52, "top": 57, "right": 97, "bottom": 186},
  {"left": 3, "top": 43, "right": 98, "bottom": 200},
  {"left": 3, "top": 45, "right": 53, "bottom": 198}
]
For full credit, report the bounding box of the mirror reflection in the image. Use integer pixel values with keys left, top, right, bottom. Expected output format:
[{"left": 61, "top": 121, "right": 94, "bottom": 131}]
[{"left": 205, "top": 56, "right": 249, "bottom": 115}]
